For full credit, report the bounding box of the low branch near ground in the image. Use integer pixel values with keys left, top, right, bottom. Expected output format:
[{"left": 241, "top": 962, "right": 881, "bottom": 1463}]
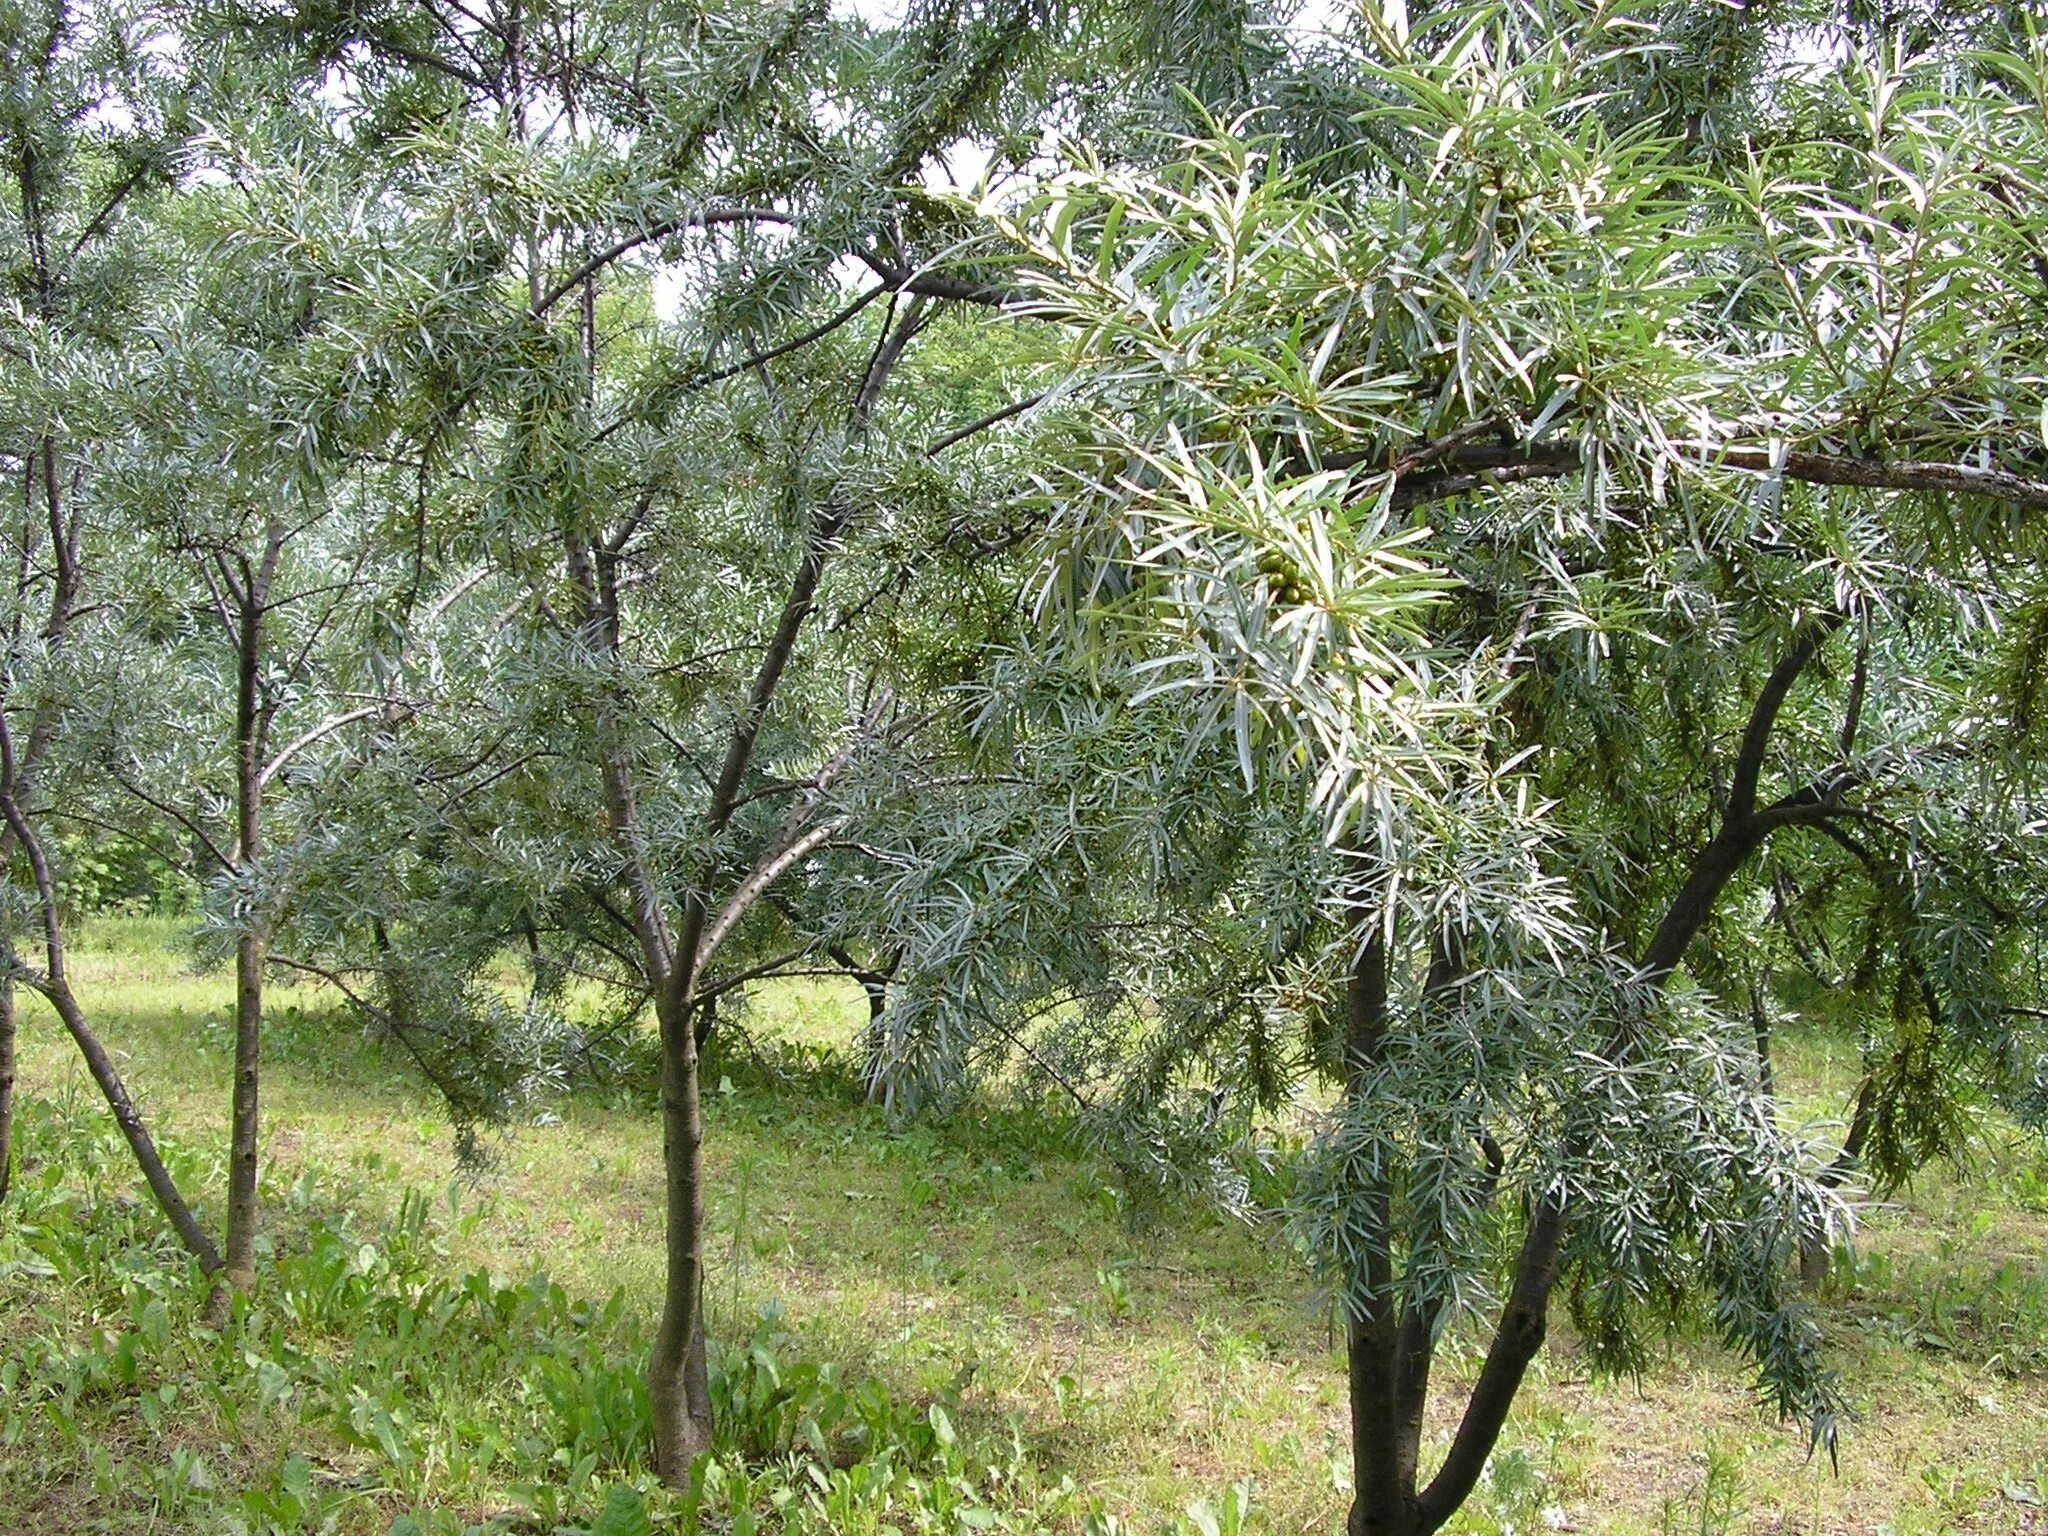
[
  {"left": 265, "top": 953, "right": 483, "bottom": 1121},
  {"left": 0, "top": 710, "right": 222, "bottom": 1272}
]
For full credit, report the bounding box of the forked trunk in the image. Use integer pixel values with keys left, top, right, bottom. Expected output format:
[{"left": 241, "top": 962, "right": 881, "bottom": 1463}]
[
  {"left": 224, "top": 928, "right": 264, "bottom": 1286},
  {"left": 1333, "top": 617, "right": 1851, "bottom": 1536},
  {"left": 648, "top": 988, "right": 714, "bottom": 1477}
]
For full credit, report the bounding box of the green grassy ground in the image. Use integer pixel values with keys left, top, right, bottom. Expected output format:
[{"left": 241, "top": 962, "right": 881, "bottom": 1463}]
[{"left": 1, "top": 919, "right": 2045, "bottom": 1535}]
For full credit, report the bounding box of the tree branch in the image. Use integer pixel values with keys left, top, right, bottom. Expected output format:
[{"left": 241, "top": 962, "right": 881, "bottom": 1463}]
[
  {"left": 258, "top": 706, "right": 385, "bottom": 788},
  {"left": 855, "top": 250, "right": 1028, "bottom": 308},
  {"left": 924, "top": 393, "right": 1044, "bottom": 457},
  {"left": 696, "top": 815, "right": 849, "bottom": 972},
  {"left": 1361, "top": 438, "right": 2048, "bottom": 513},
  {"left": 533, "top": 207, "right": 794, "bottom": 316},
  {"left": 1726, "top": 614, "right": 1847, "bottom": 825}
]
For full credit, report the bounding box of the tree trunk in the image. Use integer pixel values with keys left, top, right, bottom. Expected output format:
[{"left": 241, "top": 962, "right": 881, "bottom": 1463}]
[
  {"left": 1407, "top": 627, "right": 1845, "bottom": 1534},
  {"left": 1799, "top": 1080, "right": 1872, "bottom": 1287},
  {"left": 1750, "top": 980, "right": 1775, "bottom": 1098},
  {"left": 648, "top": 986, "right": 714, "bottom": 1477},
  {"left": 224, "top": 928, "right": 264, "bottom": 1286},
  {"left": 47, "top": 969, "right": 222, "bottom": 1272},
  {"left": 1342, "top": 931, "right": 1427, "bottom": 1536},
  {"left": 223, "top": 570, "right": 270, "bottom": 1290},
  {"left": 0, "top": 726, "right": 221, "bottom": 1271},
  {"left": 0, "top": 975, "right": 15, "bottom": 1210}
]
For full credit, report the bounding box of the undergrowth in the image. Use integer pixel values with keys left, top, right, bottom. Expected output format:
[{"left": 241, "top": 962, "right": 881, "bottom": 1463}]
[
  {"left": 0, "top": 1089, "right": 1249, "bottom": 1535},
  {"left": 4, "top": 926, "right": 2048, "bottom": 1534}
]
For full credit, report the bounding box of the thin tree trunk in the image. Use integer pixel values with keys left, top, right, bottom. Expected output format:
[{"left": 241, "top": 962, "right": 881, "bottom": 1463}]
[
  {"left": 611, "top": 298, "right": 924, "bottom": 1484},
  {"left": 6, "top": 37, "right": 82, "bottom": 1223},
  {"left": 0, "top": 976, "right": 15, "bottom": 1210},
  {"left": 648, "top": 985, "right": 714, "bottom": 1474},
  {"left": 567, "top": 524, "right": 713, "bottom": 1476},
  {"left": 224, "top": 927, "right": 263, "bottom": 1285},
  {"left": 1799, "top": 1080, "right": 1872, "bottom": 1287},
  {"left": 222, "top": 542, "right": 277, "bottom": 1289},
  {"left": 44, "top": 965, "right": 223, "bottom": 1271},
  {"left": 0, "top": 722, "right": 220, "bottom": 1270},
  {"left": 1750, "top": 980, "right": 1776, "bottom": 1097}
]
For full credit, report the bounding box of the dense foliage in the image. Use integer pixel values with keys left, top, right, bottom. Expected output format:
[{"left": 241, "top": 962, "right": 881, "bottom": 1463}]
[{"left": 4, "top": 0, "right": 2048, "bottom": 1532}]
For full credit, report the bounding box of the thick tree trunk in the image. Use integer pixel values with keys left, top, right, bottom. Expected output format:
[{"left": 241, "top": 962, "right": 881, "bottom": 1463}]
[
  {"left": 648, "top": 987, "right": 714, "bottom": 1477},
  {"left": 0, "top": 975, "right": 15, "bottom": 1210},
  {"left": 1343, "top": 932, "right": 1423, "bottom": 1536}
]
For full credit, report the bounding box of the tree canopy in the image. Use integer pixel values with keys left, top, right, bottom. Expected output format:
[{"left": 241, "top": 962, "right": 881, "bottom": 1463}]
[{"left": 3, "top": 0, "right": 2046, "bottom": 1531}]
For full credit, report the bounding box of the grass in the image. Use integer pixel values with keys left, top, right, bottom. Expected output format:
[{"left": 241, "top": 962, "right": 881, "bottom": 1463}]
[{"left": 1, "top": 918, "right": 2046, "bottom": 1535}]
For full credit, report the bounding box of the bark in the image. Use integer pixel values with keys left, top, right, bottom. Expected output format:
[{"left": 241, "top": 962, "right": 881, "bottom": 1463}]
[
  {"left": 0, "top": 730, "right": 221, "bottom": 1271},
  {"left": 643, "top": 305, "right": 922, "bottom": 1483},
  {"left": 574, "top": 291, "right": 923, "bottom": 1482},
  {"left": 222, "top": 532, "right": 280, "bottom": 1289},
  {"left": 635, "top": 525, "right": 837, "bottom": 1470},
  {"left": 0, "top": 430, "right": 81, "bottom": 1214},
  {"left": 565, "top": 525, "right": 715, "bottom": 1476},
  {"left": 1413, "top": 1198, "right": 1565, "bottom": 1533},
  {"left": 1342, "top": 932, "right": 1420, "bottom": 1536},
  {"left": 224, "top": 928, "right": 263, "bottom": 1286},
  {"left": 0, "top": 977, "right": 15, "bottom": 1209},
  {"left": 1317, "top": 437, "right": 2048, "bottom": 515},
  {"left": 648, "top": 986, "right": 714, "bottom": 1475}
]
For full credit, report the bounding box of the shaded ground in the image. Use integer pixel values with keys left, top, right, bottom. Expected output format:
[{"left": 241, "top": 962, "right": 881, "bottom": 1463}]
[{"left": 2, "top": 919, "right": 2045, "bottom": 1533}]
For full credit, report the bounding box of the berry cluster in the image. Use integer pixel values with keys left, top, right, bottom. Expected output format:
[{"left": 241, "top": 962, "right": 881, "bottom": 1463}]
[{"left": 1254, "top": 549, "right": 1311, "bottom": 606}]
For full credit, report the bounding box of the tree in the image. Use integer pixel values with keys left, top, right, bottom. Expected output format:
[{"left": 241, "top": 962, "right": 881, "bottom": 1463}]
[
  {"left": 863, "top": 7, "right": 2048, "bottom": 1533},
  {"left": 0, "top": 0, "right": 227, "bottom": 1271},
  {"left": 175, "top": 0, "right": 1245, "bottom": 1479}
]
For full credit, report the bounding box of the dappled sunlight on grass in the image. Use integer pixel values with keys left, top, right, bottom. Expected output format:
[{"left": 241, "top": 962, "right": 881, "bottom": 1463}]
[{"left": 2, "top": 919, "right": 2046, "bottom": 1533}]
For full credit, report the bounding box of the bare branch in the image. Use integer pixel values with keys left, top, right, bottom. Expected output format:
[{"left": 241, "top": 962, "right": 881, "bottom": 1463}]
[
  {"left": 259, "top": 706, "right": 386, "bottom": 788},
  {"left": 696, "top": 815, "right": 849, "bottom": 971},
  {"left": 925, "top": 393, "right": 1044, "bottom": 457}
]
